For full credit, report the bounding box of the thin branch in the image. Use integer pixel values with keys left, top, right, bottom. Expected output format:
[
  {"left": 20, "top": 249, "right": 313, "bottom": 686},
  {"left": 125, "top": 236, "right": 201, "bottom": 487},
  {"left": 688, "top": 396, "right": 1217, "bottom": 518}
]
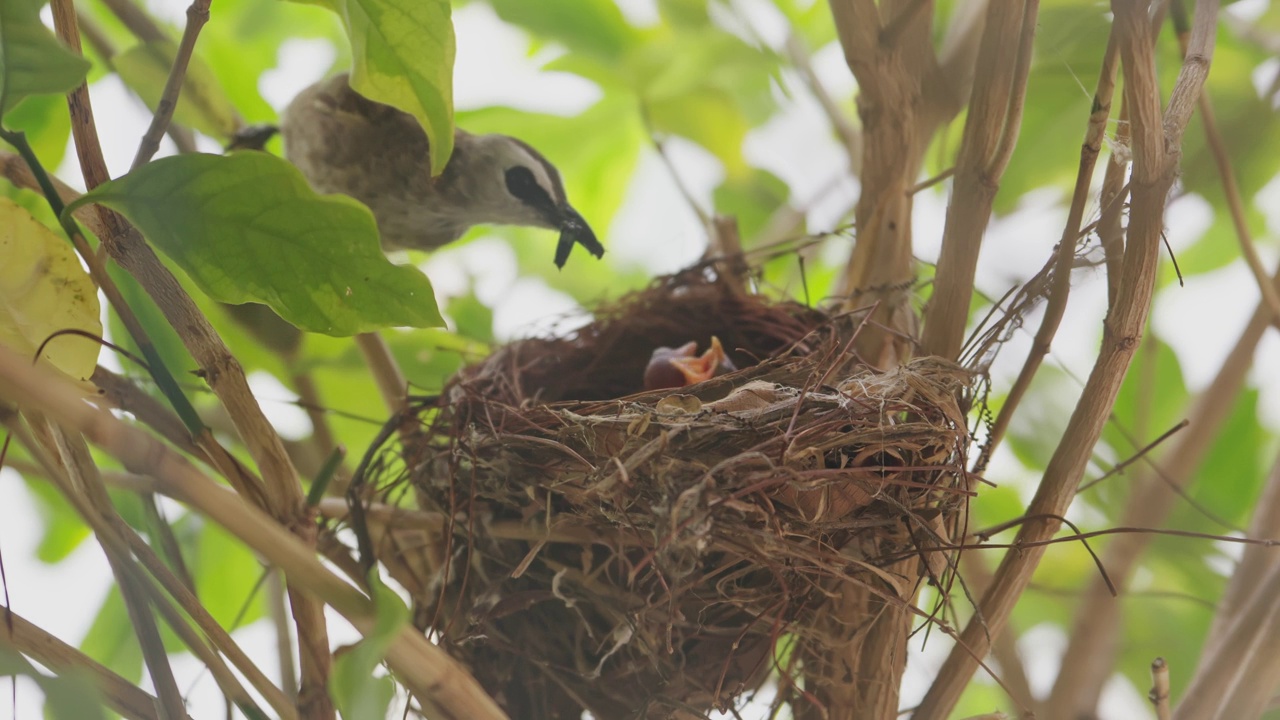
[
  {"left": 985, "top": 30, "right": 1120, "bottom": 454},
  {"left": 1172, "top": 563, "right": 1280, "bottom": 720},
  {"left": 1046, "top": 261, "right": 1278, "bottom": 716},
  {"left": 131, "top": 0, "right": 212, "bottom": 169},
  {"left": 0, "top": 605, "right": 174, "bottom": 720},
  {"left": 911, "top": 2, "right": 1220, "bottom": 716},
  {"left": 1151, "top": 658, "right": 1171, "bottom": 720},
  {"left": 1182, "top": 449, "right": 1280, "bottom": 718},
  {"left": 0, "top": 346, "right": 509, "bottom": 720},
  {"left": 785, "top": 31, "right": 861, "bottom": 176},
  {"left": 919, "top": 0, "right": 1040, "bottom": 360},
  {"left": 355, "top": 333, "right": 409, "bottom": 417},
  {"left": 48, "top": 1, "right": 336, "bottom": 696},
  {"left": 1187, "top": 78, "right": 1280, "bottom": 326},
  {"left": 98, "top": 0, "right": 168, "bottom": 43},
  {"left": 18, "top": 418, "right": 188, "bottom": 720}
]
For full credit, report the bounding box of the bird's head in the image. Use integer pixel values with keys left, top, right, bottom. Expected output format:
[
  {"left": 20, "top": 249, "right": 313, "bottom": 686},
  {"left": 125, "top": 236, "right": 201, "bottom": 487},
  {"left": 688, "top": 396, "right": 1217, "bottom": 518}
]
[{"left": 456, "top": 132, "right": 605, "bottom": 268}]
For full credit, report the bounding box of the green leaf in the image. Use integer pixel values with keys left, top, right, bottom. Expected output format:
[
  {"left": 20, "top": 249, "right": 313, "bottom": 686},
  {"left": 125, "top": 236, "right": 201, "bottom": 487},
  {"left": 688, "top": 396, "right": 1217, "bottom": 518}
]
[
  {"left": 114, "top": 39, "right": 240, "bottom": 139},
  {"left": 81, "top": 586, "right": 143, "bottom": 683},
  {"left": 2, "top": 93, "right": 70, "bottom": 168},
  {"left": 330, "top": 573, "right": 409, "bottom": 720},
  {"left": 192, "top": 517, "right": 268, "bottom": 628},
  {"left": 487, "top": 0, "right": 639, "bottom": 62},
  {"left": 0, "top": 648, "right": 107, "bottom": 720},
  {"left": 298, "top": 0, "right": 455, "bottom": 175},
  {"left": 66, "top": 152, "right": 444, "bottom": 336},
  {"left": 713, "top": 169, "right": 791, "bottom": 241},
  {"left": 23, "top": 476, "right": 91, "bottom": 563},
  {"left": 0, "top": 0, "right": 91, "bottom": 116}
]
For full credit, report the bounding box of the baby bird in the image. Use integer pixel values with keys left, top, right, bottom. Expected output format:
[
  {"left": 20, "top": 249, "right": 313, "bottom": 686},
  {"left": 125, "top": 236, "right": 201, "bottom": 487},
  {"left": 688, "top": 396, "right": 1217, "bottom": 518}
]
[
  {"left": 643, "top": 337, "right": 737, "bottom": 391},
  {"left": 279, "top": 73, "right": 604, "bottom": 268}
]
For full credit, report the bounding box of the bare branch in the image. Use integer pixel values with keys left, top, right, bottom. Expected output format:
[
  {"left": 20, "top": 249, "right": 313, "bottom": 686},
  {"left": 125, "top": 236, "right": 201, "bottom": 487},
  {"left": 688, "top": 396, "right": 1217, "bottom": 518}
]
[
  {"left": 910, "top": 1, "right": 1220, "bottom": 715},
  {"left": 986, "top": 30, "right": 1120, "bottom": 455},
  {"left": 1046, "top": 262, "right": 1278, "bottom": 717},
  {"left": 1151, "top": 658, "right": 1171, "bottom": 720},
  {"left": 0, "top": 606, "right": 174, "bottom": 720},
  {"left": 919, "top": 0, "right": 1038, "bottom": 360},
  {"left": 131, "top": 0, "right": 213, "bottom": 168}
]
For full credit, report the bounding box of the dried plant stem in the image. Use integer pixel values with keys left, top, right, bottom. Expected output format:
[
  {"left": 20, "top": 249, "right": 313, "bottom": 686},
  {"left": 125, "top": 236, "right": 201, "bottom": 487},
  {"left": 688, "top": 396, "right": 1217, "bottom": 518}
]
[
  {"left": 1099, "top": 101, "right": 1133, "bottom": 307},
  {"left": 918, "top": 0, "right": 1039, "bottom": 360},
  {"left": 0, "top": 347, "right": 509, "bottom": 720},
  {"left": 829, "top": 0, "right": 933, "bottom": 366},
  {"left": 0, "top": 606, "right": 173, "bottom": 720},
  {"left": 911, "top": 1, "right": 1219, "bottom": 716},
  {"left": 1207, "top": 447, "right": 1280, "bottom": 654},
  {"left": 121, "top": 530, "right": 298, "bottom": 719},
  {"left": 813, "top": 3, "right": 988, "bottom": 714},
  {"left": 1046, "top": 263, "right": 1279, "bottom": 717},
  {"left": 131, "top": 0, "right": 212, "bottom": 168},
  {"left": 14, "top": 418, "right": 284, "bottom": 717},
  {"left": 268, "top": 568, "right": 300, "bottom": 702}
]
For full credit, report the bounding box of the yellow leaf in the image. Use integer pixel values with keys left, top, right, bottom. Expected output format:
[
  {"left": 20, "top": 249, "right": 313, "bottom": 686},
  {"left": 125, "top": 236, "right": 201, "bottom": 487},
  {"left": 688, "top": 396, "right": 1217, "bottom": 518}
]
[{"left": 0, "top": 198, "right": 101, "bottom": 380}]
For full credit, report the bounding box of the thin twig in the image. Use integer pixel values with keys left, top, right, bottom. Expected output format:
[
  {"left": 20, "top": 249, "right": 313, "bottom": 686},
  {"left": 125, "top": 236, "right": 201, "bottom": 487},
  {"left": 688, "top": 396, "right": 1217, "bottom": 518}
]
[
  {"left": 919, "top": 0, "right": 1039, "bottom": 360},
  {"left": 785, "top": 32, "right": 861, "bottom": 175},
  {"left": 1047, "top": 262, "right": 1278, "bottom": 716},
  {"left": 355, "top": 333, "right": 409, "bottom": 416},
  {"left": 984, "top": 30, "right": 1120, "bottom": 455},
  {"left": 0, "top": 345, "right": 510, "bottom": 720},
  {"left": 911, "top": 2, "right": 1220, "bottom": 716},
  {"left": 17, "top": 418, "right": 188, "bottom": 720},
  {"left": 49, "top": 2, "right": 333, "bottom": 708},
  {"left": 1172, "top": 28, "right": 1280, "bottom": 325},
  {"left": 1150, "top": 658, "right": 1171, "bottom": 720},
  {"left": 131, "top": 0, "right": 212, "bottom": 169},
  {"left": 0, "top": 605, "right": 173, "bottom": 720}
]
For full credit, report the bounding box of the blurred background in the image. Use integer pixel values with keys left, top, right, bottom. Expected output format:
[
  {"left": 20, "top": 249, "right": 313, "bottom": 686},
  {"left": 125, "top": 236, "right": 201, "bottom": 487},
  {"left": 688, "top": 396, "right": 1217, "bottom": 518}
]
[{"left": 4, "top": 0, "right": 1280, "bottom": 717}]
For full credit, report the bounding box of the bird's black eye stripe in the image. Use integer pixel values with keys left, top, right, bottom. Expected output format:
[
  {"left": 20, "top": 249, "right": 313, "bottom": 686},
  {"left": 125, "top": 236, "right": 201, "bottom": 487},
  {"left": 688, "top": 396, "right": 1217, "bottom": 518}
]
[{"left": 505, "top": 166, "right": 555, "bottom": 211}]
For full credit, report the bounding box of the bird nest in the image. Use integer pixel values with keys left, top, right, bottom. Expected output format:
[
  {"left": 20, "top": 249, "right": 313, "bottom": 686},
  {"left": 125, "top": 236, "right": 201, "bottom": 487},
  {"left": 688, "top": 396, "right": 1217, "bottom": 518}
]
[{"left": 367, "top": 270, "right": 975, "bottom": 719}]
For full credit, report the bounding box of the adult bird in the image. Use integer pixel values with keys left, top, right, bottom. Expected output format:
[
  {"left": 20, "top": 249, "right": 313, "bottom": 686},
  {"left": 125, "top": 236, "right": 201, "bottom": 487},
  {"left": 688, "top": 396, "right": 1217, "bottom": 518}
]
[{"left": 279, "top": 73, "right": 604, "bottom": 268}]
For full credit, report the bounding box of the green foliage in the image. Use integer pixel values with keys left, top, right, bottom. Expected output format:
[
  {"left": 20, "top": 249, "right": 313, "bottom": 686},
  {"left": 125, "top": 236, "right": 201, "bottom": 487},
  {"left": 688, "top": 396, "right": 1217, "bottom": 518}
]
[
  {"left": 329, "top": 573, "right": 409, "bottom": 719},
  {"left": 0, "top": 648, "right": 107, "bottom": 720},
  {"left": 68, "top": 152, "right": 444, "bottom": 335},
  {"left": 2, "top": 93, "right": 70, "bottom": 167},
  {"left": 298, "top": 0, "right": 456, "bottom": 174},
  {"left": 0, "top": 0, "right": 90, "bottom": 116},
  {"left": 487, "top": 0, "right": 638, "bottom": 61},
  {"left": 114, "top": 39, "right": 239, "bottom": 139}
]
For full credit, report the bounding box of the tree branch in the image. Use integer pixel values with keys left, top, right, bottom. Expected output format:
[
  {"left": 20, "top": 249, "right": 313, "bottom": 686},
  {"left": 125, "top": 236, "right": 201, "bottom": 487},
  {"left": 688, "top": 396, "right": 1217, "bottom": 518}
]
[
  {"left": 0, "top": 345, "right": 510, "bottom": 720},
  {"left": 918, "top": 0, "right": 1039, "bottom": 360},
  {"left": 910, "top": 1, "right": 1219, "bottom": 715},
  {"left": 130, "top": 0, "right": 212, "bottom": 169}
]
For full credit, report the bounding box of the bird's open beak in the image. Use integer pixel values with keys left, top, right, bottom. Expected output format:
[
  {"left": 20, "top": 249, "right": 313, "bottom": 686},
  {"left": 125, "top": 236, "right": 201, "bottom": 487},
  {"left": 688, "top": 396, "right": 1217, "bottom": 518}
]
[{"left": 554, "top": 206, "right": 605, "bottom": 269}]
